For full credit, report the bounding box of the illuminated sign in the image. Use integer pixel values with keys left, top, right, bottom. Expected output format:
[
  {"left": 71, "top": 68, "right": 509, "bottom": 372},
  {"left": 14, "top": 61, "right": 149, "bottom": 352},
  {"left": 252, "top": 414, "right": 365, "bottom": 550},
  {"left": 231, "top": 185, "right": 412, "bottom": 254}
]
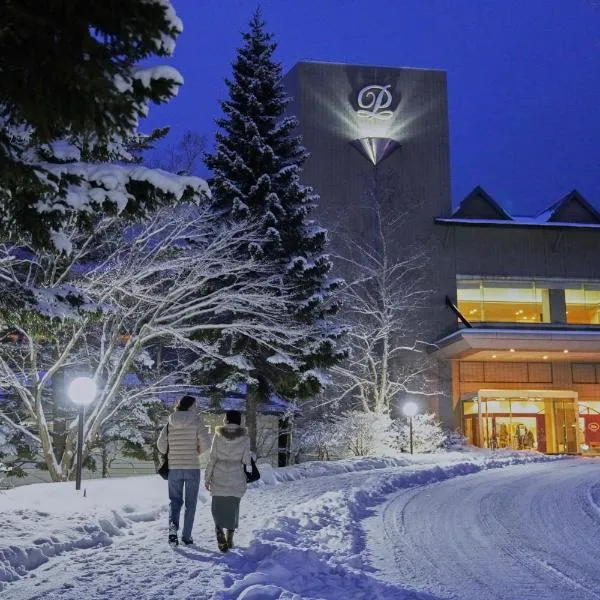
[{"left": 357, "top": 85, "right": 393, "bottom": 120}]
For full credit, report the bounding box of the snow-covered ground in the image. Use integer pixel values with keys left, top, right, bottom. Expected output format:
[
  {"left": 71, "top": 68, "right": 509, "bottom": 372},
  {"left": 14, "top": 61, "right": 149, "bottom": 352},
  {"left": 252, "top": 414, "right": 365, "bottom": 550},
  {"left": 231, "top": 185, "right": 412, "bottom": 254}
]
[{"left": 2, "top": 451, "right": 594, "bottom": 600}]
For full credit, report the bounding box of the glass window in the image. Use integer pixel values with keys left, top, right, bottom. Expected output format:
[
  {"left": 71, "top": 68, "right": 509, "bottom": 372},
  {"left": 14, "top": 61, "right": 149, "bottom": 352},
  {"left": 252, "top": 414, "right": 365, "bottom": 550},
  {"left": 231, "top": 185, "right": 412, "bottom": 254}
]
[
  {"left": 565, "top": 285, "right": 600, "bottom": 324},
  {"left": 457, "top": 279, "right": 546, "bottom": 323},
  {"left": 456, "top": 280, "right": 482, "bottom": 321}
]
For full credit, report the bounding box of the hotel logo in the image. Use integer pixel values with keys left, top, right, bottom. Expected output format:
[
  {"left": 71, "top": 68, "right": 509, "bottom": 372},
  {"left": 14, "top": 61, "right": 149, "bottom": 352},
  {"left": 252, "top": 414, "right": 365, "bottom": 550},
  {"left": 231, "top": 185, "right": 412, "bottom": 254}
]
[{"left": 357, "top": 85, "right": 394, "bottom": 120}]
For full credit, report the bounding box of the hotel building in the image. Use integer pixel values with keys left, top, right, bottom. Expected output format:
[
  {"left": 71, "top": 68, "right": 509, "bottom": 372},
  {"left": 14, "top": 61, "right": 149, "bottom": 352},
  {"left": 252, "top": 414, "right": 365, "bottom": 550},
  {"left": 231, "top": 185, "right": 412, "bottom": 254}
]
[{"left": 283, "top": 61, "right": 600, "bottom": 454}]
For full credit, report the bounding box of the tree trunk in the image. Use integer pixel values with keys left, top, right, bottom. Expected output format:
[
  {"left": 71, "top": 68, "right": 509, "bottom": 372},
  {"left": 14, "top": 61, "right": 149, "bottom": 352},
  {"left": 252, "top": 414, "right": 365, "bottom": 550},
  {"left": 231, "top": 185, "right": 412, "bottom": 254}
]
[
  {"left": 246, "top": 386, "right": 258, "bottom": 453},
  {"left": 36, "top": 402, "right": 64, "bottom": 481},
  {"left": 102, "top": 444, "right": 108, "bottom": 478},
  {"left": 278, "top": 418, "right": 290, "bottom": 467},
  {"left": 51, "top": 368, "right": 67, "bottom": 465},
  {"left": 378, "top": 333, "right": 390, "bottom": 414}
]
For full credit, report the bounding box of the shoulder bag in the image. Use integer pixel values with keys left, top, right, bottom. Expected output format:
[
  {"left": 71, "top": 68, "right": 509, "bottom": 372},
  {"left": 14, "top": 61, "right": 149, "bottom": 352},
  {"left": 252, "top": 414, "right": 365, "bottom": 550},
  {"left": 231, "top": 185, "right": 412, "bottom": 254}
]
[
  {"left": 157, "top": 423, "right": 169, "bottom": 480},
  {"left": 244, "top": 457, "right": 260, "bottom": 483}
]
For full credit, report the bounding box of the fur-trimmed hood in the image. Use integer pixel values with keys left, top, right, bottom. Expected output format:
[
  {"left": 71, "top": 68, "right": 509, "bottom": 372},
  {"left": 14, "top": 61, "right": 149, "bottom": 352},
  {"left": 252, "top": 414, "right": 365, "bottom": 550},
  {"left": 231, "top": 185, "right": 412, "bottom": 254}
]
[{"left": 215, "top": 425, "right": 248, "bottom": 441}]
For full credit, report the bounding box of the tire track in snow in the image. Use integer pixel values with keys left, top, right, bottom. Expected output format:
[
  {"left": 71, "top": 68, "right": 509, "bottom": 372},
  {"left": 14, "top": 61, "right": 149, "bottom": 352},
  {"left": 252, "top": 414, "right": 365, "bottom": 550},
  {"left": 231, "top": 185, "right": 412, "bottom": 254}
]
[{"left": 372, "top": 459, "right": 600, "bottom": 600}]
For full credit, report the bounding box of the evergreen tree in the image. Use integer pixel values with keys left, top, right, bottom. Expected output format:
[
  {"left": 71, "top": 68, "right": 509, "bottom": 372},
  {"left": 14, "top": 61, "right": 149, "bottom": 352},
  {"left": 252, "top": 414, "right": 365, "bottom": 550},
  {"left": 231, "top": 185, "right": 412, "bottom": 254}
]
[
  {"left": 0, "top": 0, "right": 196, "bottom": 247},
  {"left": 204, "top": 11, "right": 345, "bottom": 450}
]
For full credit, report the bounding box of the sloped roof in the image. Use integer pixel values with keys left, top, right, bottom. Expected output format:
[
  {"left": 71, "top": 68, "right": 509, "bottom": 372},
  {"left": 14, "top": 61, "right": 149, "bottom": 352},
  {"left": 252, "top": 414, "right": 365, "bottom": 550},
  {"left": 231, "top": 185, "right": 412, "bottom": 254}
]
[
  {"left": 544, "top": 190, "right": 600, "bottom": 224},
  {"left": 451, "top": 186, "right": 512, "bottom": 220},
  {"left": 437, "top": 188, "right": 600, "bottom": 230}
]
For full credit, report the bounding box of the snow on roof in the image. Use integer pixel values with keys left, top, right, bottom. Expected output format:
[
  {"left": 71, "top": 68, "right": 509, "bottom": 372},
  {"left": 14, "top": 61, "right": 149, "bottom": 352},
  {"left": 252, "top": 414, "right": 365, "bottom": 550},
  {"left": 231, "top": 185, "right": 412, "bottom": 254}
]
[
  {"left": 0, "top": 372, "right": 299, "bottom": 415},
  {"left": 159, "top": 385, "right": 299, "bottom": 416},
  {"left": 440, "top": 188, "right": 600, "bottom": 229},
  {"left": 435, "top": 217, "right": 600, "bottom": 229},
  {"left": 120, "top": 374, "right": 298, "bottom": 415}
]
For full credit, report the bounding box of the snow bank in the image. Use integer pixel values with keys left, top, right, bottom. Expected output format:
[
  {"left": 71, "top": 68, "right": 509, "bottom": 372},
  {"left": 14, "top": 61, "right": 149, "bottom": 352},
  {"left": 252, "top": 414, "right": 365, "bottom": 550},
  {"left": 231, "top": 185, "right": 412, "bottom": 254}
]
[
  {"left": 0, "top": 476, "right": 174, "bottom": 585},
  {"left": 255, "top": 449, "right": 561, "bottom": 487},
  {"left": 0, "top": 450, "right": 565, "bottom": 596},
  {"left": 223, "top": 451, "right": 566, "bottom": 599}
]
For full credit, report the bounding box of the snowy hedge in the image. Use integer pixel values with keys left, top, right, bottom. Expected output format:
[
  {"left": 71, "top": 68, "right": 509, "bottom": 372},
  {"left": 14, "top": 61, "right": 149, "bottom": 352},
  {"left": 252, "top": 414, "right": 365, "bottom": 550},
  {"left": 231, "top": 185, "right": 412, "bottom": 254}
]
[{"left": 294, "top": 410, "right": 465, "bottom": 460}]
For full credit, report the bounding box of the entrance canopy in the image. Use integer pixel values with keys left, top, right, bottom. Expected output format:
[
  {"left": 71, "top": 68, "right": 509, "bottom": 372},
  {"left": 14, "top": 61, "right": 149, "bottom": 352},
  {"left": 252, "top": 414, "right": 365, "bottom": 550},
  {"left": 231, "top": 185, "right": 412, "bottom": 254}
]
[
  {"left": 461, "top": 389, "right": 578, "bottom": 401},
  {"left": 432, "top": 327, "right": 600, "bottom": 362}
]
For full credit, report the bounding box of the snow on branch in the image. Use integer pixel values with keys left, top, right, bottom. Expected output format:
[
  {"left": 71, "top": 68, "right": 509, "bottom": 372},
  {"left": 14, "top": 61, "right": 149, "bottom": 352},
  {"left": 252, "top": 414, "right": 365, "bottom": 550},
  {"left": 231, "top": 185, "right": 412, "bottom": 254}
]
[{"left": 0, "top": 201, "right": 307, "bottom": 481}]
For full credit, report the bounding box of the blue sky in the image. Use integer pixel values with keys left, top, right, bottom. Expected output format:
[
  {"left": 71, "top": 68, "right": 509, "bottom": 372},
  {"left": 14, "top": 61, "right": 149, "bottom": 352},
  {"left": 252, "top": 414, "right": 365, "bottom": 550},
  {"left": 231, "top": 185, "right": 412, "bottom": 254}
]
[{"left": 145, "top": 0, "right": 600, "bottom": 214}]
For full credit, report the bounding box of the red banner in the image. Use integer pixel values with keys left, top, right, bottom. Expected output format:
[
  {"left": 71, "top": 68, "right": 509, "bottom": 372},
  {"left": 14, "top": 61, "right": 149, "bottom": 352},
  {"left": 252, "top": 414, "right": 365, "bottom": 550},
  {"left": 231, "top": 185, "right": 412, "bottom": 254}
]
[{"left": 583, "top": 415, "right": 600, "bottom": 445}]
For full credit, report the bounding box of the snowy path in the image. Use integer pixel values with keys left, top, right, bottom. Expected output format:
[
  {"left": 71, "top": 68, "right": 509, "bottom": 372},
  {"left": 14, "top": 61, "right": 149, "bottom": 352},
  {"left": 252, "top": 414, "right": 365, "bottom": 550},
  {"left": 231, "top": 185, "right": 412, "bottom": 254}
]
[
  {"left": 368, "top": 459, "right": 600, "bottom": 600},
  {"left": 1, "top": 453, "right": 581, "bottom": 599},
  {"left": 4, "top": 466, "right": 428, "bottom": 600}
]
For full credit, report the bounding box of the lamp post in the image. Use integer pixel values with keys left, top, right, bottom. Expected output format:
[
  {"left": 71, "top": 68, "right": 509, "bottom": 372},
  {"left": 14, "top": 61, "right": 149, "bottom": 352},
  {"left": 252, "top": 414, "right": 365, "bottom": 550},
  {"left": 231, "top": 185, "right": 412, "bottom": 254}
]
[
  {"left": 402, "top": 401, "right": 418, "bottom": 454},
  {"left": 68, "top": 376, "right": 97, "bottom": 491}
]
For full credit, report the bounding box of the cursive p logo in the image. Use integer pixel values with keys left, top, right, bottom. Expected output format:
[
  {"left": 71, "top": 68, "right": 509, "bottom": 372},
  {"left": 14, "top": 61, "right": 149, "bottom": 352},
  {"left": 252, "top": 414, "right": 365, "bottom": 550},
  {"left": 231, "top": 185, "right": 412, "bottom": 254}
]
[{"left": 357, "top": 85, "right": 394, "bottom": 120}]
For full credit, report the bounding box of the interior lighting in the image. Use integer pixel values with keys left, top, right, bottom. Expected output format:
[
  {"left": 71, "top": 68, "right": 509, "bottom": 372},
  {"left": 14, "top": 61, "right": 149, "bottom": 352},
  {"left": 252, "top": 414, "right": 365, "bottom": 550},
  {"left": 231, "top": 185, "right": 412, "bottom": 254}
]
[
  {"left": 510, "top": 348, "right": 515, "bottom": 353},
  {"left": 543, "top": 355, "right": 549, "bottom": 360},
  {"left": 563, "top": 349, "right": 569, "bottom": 353},
  {"left": 491, "top": 354, "right": 497, "bottom": 359}
]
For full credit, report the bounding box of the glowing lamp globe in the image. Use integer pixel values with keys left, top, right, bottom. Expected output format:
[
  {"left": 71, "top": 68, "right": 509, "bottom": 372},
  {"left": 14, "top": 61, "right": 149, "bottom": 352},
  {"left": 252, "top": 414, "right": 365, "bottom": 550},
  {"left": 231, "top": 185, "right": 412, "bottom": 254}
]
[
  {"left": 68, "top": 377, "right": 97, "bottom": 406},
  {"left": 402, "top": 402, "right": 418, "bottom": 418}
]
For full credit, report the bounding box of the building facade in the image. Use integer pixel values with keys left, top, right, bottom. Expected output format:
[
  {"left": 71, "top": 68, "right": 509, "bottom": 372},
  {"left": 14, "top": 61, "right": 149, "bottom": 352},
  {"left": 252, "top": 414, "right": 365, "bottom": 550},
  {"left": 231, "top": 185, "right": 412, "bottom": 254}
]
[{"left": 284, "top": 61, "right": 600, "bottom": 454}]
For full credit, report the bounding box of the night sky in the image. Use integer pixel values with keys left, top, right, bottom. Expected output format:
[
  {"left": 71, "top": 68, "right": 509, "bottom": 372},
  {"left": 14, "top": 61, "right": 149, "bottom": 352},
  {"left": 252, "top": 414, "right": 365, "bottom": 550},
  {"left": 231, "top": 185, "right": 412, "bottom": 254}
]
[{"left": 144, "top": 0, "right": 600, "bottom": 214}]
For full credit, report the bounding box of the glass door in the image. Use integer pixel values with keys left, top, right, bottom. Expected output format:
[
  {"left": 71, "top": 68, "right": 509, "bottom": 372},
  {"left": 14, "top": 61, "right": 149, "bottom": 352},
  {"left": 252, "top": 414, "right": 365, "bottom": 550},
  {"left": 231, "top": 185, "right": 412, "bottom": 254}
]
[
  {"left": 553, "top": 399, "right": 578, "bottom": 453},
  {"left": 463, "top": 391, "right": 578, "bottom": 453},
  {"left": 491, "top": 415, "right": 539, "bottom": 450}
]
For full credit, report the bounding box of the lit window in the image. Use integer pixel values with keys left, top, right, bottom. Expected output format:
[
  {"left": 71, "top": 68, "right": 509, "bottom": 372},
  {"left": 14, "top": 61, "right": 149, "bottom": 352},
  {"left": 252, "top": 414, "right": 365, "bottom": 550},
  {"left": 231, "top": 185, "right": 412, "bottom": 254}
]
[
  {"left": 457, "top": 279, "right": 546, "bottom": 323},
  {"left": 565, "top": 286, "right": 600, "bottom": 325}
]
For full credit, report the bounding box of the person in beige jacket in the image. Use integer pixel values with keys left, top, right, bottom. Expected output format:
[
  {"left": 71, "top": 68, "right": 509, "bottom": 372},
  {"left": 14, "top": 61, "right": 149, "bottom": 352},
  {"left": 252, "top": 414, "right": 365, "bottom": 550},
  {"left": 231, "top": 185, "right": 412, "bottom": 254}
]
[
  {"left": 157, "top": 395, "right": 211, "bottom": 546},
  {"left": 204, "top": 410, "right": 252, "bottom": 552}
]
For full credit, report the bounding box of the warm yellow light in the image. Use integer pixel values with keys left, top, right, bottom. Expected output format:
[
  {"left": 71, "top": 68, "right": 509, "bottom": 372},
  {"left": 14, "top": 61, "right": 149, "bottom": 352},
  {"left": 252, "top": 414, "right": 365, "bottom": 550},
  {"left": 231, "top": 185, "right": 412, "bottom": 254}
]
[
  {"left": 510, "top": 348, "right": 515, "bottom": 353},
  {"left": 543, "top": 355, "right": 549, "bottom": 360},
  {"left": 491, "top": 354, "right": 497, "bottom": 358},
  {"left": 563, "top": 349, "right": 569, "bottom": 353}
]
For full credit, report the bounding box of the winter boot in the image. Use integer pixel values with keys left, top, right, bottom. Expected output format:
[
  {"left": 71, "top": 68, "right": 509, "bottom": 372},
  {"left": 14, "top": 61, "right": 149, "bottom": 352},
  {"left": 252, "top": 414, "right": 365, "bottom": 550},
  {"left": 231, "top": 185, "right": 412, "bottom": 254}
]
[
  {"left": 216, "top": 526, "right": 228, "bottom": 552},
  {"left": 181, "top": 537, "right": 194, "bottom": 546},
  {"left": 226, "top": 529, "right": 235, "bottom": 549},
  {"left": 169, "top": 522, "right": 179, "bottom": 547}
]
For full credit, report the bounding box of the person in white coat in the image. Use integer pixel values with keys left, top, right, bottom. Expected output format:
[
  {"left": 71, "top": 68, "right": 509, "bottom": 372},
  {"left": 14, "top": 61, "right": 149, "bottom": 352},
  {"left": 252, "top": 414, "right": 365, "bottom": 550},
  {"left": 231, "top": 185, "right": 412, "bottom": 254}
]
[
  {"left": 157, "top": 395, "right": 211, "bottom": 546},
  {"left": 204, "top": 410, "right": 252, "bottom": 552}
]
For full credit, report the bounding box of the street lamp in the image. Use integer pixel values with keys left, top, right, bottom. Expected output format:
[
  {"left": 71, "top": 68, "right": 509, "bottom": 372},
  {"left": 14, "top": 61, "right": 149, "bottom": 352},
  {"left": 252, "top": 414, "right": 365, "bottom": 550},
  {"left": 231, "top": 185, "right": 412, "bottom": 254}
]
[
  {"left": 68, "top": 376, "right": 97, "bottom": 491},
  {"left": 402, "top": 401, "right": 418, "bottom": 454}
]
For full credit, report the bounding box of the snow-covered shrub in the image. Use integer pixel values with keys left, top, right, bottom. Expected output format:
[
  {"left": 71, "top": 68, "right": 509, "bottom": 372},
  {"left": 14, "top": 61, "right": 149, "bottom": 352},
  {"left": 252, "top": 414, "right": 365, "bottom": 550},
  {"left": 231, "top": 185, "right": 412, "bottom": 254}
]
[
  {"left": 334, "top": 411, "right": 395, "bottom": 457},
  {"left": 294, "top": 409, "right": 466, "bottom": 460},
  {"left": 389, "top": 412, "right": 446, "bottom": 453},
  {"left": 90, "top": 396, "right": 170, "bottom": 477},
  {"left": 293, "top": 417, "right": 341, "bottom": 461},
  {"left": 442, "top": 429, "right": 468, "bottom": 451},
  {"left": 0, "top": 423, "right": 37, "bottom": 479},
  {"left": 0, "top": 425, "right": 17, "bottom": 459}
]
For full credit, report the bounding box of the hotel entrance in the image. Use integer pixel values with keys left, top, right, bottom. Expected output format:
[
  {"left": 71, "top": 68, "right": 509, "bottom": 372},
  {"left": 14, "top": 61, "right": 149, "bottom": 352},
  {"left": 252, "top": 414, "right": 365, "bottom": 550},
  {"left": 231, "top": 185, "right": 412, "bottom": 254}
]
[{"left": 463, "top": 390, "right": 579, "bottom": 454}]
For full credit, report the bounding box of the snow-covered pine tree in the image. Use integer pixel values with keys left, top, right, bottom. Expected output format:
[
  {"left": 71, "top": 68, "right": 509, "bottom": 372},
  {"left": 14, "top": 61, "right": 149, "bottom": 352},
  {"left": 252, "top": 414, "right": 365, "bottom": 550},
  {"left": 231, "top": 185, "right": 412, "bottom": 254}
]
[
  {"left": 204, "top": 11, "right": 344, "bottom": 450},
  {"left": 0, "top": 0, "right": 194, "bottom": 247}
]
